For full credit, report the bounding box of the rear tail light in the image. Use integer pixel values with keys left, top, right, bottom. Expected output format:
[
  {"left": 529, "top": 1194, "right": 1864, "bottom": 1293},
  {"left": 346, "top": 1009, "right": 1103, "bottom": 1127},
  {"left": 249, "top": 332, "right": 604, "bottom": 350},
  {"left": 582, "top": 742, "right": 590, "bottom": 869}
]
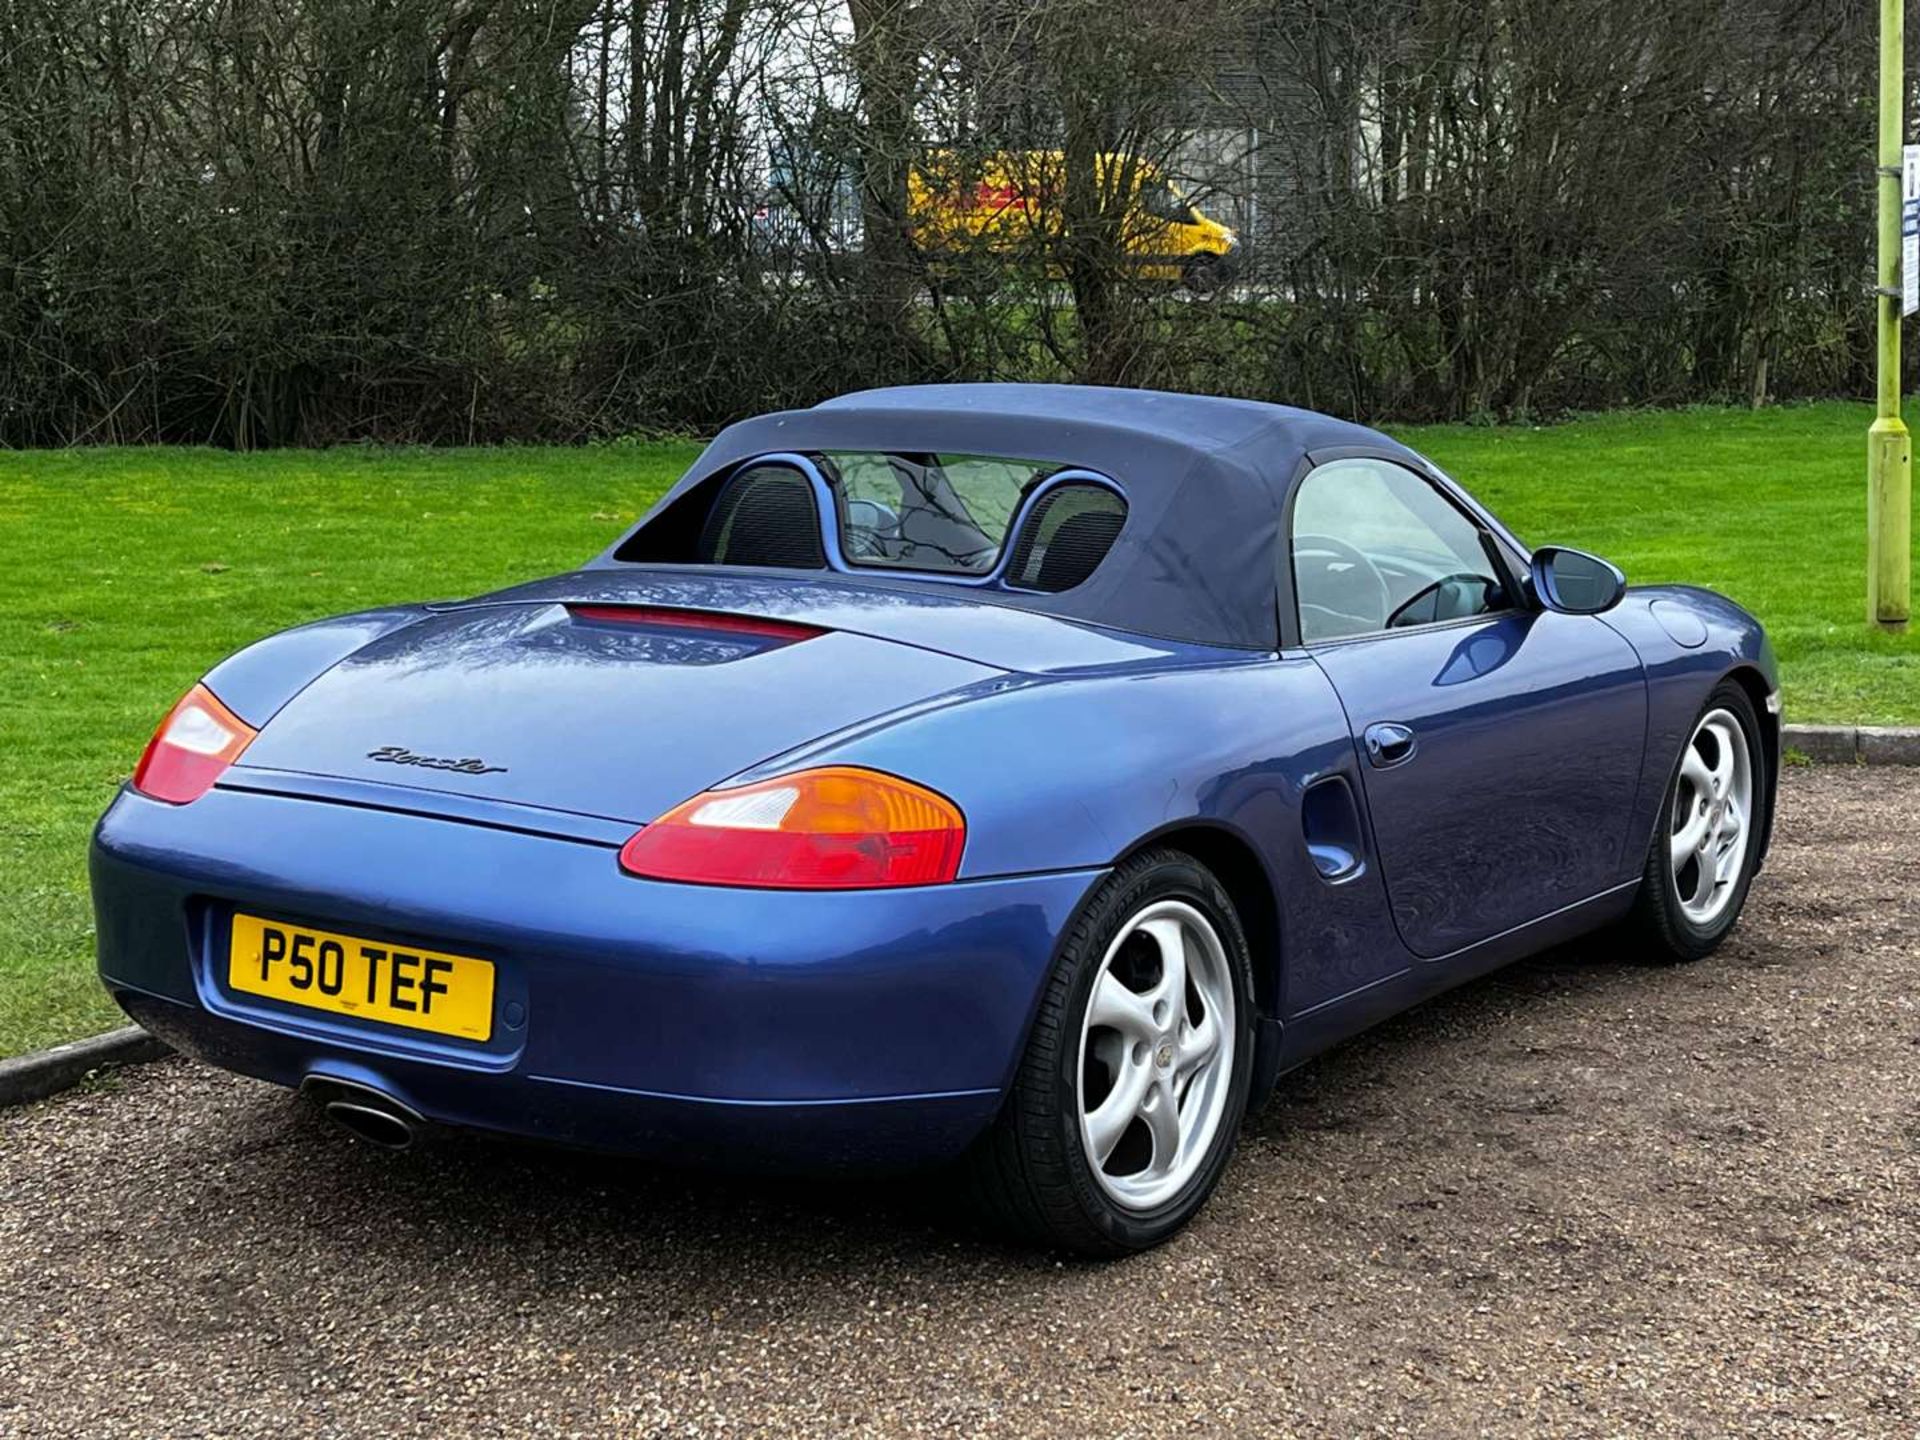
[
  {"left": 131, "top": 683, "right": 257, "bottom": 804},
  {"left": 619, "top": 767, "right": 965, "bottom": 889}
]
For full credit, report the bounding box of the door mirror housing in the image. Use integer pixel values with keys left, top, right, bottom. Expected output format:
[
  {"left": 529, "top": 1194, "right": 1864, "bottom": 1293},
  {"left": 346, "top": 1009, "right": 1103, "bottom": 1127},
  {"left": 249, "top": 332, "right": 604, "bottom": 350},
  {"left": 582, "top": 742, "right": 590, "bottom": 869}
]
[{"left": 1530, "top": 546, "right": 1625, "bottom": 615}]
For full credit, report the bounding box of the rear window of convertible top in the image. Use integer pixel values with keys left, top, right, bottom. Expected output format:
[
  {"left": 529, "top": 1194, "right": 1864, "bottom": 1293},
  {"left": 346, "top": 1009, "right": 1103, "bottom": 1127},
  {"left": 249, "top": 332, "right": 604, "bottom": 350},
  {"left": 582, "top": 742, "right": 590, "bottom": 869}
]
[
  {"left": 633, "top": 449, "right": 1127, "bottom": 586},
  {"left": 818, "top": 451, "right": 1045, "bottom": 575}
]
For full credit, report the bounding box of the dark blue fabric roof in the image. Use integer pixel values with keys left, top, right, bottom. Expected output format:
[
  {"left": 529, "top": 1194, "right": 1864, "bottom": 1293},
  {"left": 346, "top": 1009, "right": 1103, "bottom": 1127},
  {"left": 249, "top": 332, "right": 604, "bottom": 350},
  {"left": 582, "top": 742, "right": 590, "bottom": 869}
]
[
  {"left": 601, "top": 384, "right": 1419, "bottom": 649},
  {"left": 819, "top": 383, "right": 1400, "bottom": 459}
]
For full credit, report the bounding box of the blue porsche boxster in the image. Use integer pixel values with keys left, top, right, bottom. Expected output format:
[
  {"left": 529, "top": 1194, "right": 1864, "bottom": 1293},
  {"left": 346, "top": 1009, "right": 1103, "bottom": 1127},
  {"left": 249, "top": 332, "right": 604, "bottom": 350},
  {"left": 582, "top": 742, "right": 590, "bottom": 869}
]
[{"left": 94, "top": 384, "right": 1779, "bottom": 1253}]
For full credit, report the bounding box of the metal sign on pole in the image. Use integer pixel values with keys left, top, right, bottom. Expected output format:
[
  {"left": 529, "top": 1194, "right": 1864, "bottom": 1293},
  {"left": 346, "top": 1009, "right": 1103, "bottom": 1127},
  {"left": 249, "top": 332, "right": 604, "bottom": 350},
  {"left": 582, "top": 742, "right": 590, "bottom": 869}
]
[{"left": 1903, "top": 146, "right": 1920, "bottom": 318}]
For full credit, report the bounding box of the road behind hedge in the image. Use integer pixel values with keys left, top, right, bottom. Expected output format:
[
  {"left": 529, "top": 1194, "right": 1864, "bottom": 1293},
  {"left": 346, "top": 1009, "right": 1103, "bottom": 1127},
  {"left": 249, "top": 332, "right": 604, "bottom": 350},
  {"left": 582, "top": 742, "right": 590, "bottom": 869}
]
[{"left": 2, "top": 765, "right": 1915, "bottom": 1438}]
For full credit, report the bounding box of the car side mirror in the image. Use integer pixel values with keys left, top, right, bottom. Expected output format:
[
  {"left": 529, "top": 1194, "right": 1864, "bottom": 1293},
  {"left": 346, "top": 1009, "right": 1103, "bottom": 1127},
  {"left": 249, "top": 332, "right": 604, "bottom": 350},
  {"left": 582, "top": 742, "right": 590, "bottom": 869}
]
[{"left": 1530, "top": 546, "right": 1625, "bottom": 615}]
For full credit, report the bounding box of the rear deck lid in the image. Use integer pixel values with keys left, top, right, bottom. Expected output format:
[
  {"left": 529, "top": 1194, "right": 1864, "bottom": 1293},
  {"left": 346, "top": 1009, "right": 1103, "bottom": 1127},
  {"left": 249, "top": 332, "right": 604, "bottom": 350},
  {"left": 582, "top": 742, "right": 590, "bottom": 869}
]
[
  {"left": 460, "top": 568, "right": 1223, "bottom": 673},
  {"left": 235, "top": 602, "right": 1000, "bottom": 824}
]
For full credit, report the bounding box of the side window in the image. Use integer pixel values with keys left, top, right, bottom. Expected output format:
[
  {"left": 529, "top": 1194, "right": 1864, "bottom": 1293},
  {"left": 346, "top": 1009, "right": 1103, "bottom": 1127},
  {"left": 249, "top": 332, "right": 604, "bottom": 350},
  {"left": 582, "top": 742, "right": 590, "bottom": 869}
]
[{"left": 1291, "top": 460, "right": 1512, "bottom": 644}]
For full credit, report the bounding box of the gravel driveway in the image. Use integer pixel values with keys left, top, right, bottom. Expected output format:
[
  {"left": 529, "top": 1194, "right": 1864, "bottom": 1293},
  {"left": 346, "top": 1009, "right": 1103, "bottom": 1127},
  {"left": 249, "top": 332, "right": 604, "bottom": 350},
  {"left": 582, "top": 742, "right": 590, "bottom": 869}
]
[{"left": 2, "top": 766, "right": 1915, "bottom": 1438}]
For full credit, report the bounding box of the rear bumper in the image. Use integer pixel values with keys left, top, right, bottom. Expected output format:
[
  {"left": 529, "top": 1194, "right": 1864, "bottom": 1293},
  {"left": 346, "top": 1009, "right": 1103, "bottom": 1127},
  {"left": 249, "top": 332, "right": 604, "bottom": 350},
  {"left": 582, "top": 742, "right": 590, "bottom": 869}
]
[{"left": 92, "top": 785, "right": 1102, "bottom": 1169}]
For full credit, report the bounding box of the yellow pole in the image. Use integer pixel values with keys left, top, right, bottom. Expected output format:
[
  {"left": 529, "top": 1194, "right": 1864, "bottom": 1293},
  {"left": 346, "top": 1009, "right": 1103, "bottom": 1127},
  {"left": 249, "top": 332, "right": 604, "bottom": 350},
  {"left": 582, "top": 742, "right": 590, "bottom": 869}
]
[{"left": 1871, "top": 0, "right": 1912, "bottom": 628}]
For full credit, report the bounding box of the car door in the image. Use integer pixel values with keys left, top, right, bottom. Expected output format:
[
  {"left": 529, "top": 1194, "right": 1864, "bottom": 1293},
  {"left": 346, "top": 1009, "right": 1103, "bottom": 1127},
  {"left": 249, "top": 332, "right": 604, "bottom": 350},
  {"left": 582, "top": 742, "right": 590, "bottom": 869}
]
[{"left": 1290, "top": 457, "right": 1647, "bottom": 960}]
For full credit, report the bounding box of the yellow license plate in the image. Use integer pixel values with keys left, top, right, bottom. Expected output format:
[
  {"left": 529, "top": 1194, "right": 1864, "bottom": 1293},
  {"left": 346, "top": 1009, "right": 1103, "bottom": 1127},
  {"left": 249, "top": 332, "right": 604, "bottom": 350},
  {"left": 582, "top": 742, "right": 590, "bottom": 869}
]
[{"left": 227, "top": 913, "right": 495, "bottom": 1042}]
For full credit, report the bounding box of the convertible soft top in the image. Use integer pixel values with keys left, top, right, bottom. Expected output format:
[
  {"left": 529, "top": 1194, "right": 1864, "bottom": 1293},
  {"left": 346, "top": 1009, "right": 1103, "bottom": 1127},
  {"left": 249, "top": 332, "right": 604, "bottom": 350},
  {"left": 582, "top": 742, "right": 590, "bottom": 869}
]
[{"left": 599, "top": 384, "right": 1419, "bottom": 649}]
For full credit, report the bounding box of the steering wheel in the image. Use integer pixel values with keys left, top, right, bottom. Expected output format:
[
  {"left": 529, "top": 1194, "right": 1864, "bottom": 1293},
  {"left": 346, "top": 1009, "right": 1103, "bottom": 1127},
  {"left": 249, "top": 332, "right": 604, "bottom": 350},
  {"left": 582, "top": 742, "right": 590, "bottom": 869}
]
[
  {"left": 842, "top": 498, "right": 902, "bottom": 560},
  {"left": 1293, "top": 532, "right": 1391, "bottom": 636},
  {"left": 1386, "top": 572, "right": 1500, "bottom": 630}
]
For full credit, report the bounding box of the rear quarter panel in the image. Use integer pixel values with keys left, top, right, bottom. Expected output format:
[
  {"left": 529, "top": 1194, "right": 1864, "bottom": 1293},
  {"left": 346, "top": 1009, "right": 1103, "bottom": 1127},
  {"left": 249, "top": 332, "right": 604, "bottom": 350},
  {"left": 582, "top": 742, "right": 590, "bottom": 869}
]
[{"left": 739, "top": 656, "right": 1416, "bottom": 1018}]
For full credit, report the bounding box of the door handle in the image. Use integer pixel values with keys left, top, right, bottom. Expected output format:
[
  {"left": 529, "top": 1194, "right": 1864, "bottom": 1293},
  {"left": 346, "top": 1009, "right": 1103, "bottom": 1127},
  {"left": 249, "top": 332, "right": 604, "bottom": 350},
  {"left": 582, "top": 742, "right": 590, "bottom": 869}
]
[{"left": 1363, "top": 722, "right": 1416, "bottom": 768}]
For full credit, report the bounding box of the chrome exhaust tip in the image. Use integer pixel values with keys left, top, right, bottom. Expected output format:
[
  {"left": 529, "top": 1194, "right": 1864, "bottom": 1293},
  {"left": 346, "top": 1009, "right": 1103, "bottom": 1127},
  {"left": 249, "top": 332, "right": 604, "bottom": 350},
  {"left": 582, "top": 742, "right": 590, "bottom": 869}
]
[
  {"left": 301, "top": 1076, "right": 424, "bottom": 1152},
  {"left": 322, "top": 1099, "right": 417, "bottom": 1150}
]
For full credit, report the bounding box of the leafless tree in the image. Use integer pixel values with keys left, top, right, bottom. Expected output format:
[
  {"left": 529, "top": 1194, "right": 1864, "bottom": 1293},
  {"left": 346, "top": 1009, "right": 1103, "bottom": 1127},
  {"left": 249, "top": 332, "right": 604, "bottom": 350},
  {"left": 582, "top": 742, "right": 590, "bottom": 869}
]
[{"left": 0, "top": 0, "right": 1894, "bottom": 443}]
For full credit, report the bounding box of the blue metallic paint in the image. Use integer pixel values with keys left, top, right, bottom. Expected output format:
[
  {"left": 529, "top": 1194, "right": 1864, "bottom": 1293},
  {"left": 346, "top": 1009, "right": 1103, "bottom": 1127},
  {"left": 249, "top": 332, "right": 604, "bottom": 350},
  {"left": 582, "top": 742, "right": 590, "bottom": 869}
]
[
  {"left": 1309, "top": 608, "right": 1648, "bottom": 957},
  {"left": 90, "top": 392, "right": 1780, "bottom": 1172},
  {"left": 1599, "top": 585, "right": 1781, "bottom": 867},
  {"left": 450, "top": 568, "right": 1215, "bottom": 674},
  {"left": 95, "top": 784, "right": 1098, "bottom": 1165},
  {"left": 734, "top": 656, "right": 1413, "bottom": 1018},
  {"left": 199, "top": 606, "right": 427, "bottom": 727},
  {"left": 237, "top": 604, "right": 1002, "bottom": 823}
]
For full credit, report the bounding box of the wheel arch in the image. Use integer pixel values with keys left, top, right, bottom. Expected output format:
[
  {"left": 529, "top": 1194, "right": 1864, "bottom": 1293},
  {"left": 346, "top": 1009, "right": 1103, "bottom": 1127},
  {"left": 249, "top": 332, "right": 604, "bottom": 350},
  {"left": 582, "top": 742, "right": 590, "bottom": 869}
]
[
  {"left": 1721, "top": 661, "right": 1780, "bottom": 864},
  {"left": 1112, "top": 820, "right": 1283, "bottom": 1025}
]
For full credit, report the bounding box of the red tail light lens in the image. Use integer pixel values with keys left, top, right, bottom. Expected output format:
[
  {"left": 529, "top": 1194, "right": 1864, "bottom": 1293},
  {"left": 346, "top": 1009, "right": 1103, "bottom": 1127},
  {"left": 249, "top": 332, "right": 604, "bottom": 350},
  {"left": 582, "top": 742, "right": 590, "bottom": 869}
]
[
  {"left": 619, "top": 767, "right": 966, "bottom": 889},
  {"left": 131, "top": 684, "right": 258, "bottom": 804}
]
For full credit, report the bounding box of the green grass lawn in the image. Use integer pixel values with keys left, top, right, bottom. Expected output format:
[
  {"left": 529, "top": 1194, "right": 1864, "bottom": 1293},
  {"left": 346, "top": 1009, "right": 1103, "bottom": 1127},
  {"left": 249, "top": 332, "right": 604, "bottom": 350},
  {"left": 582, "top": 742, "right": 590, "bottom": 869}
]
[
  {"left": 1409, "top": 405, "right": 1919, "bottom": 725},
  {"left": 0, "top": 442, "right": 701, "bottom": 1058},
  {"left": 2, "top": 402, "right": 1915, "bottom": 1057}
]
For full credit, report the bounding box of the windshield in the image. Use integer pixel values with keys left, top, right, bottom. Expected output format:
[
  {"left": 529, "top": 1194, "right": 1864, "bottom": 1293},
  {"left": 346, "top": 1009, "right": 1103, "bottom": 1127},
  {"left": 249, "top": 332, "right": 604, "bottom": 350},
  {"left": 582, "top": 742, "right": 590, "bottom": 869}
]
[
  {"left": 819, "top": 451, "right": 1052, "bottom": 574},
  {"left": 1138, "top": 179, "right": 1199, "bottom": 226}
]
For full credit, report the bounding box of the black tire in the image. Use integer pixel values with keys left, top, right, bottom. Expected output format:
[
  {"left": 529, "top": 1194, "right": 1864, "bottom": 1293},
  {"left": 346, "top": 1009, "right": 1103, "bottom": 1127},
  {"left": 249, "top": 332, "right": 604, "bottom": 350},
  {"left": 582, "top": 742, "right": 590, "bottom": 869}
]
[
  {"left": 1181, "top": 253, "right": 1226, "bottom": 298},
  {"left": 1627, "top": 680, "right": 1766, "bottom": 962},
  {"left": 964, "top": 847, "right": 1256, "bottom": 1256}
]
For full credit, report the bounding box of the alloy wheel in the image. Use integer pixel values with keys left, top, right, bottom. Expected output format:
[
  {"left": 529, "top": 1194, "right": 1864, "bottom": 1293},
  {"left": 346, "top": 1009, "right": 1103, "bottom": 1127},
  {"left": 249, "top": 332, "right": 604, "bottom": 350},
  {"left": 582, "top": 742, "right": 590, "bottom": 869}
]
[
  {"left": 1075, "top": 898, "right": 1237, "bottom": 1211},
  {"left": 1668, "top": 707, "right": 1754, "bottom": 927}
]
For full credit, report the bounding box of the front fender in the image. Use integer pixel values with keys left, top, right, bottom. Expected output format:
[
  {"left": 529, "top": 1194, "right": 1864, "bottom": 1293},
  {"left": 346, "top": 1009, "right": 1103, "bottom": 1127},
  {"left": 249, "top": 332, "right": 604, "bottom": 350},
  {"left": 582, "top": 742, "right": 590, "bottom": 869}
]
[{"left": 1602, "top": 585, "right": 1780, "bottom": 872}]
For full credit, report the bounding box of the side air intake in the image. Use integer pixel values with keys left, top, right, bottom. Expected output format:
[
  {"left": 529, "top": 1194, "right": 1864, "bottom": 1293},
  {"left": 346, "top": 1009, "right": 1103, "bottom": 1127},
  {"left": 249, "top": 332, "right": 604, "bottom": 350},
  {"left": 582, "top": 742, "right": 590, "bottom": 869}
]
[{"left": 1005, "top": 484, "right": 1126, "bottom": 592}]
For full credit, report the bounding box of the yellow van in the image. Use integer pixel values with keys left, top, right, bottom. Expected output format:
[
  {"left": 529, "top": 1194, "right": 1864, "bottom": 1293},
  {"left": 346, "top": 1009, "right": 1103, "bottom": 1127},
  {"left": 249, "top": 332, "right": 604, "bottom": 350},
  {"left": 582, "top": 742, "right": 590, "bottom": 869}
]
[{"left": 907, "top": 151, "right": 1240, "bottom": 294}]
